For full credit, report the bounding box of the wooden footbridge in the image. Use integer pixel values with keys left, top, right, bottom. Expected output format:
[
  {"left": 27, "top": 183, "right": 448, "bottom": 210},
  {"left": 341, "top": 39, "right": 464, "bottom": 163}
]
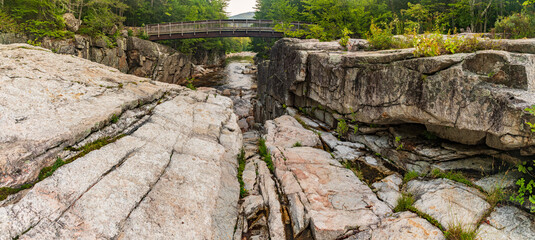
[{"left": 146, "top": 19, "right": 304, "bottom": 41}]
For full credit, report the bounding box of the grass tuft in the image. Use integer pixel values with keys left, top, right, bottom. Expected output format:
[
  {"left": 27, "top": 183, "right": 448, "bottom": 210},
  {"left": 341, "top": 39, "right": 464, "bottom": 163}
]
[
  {"left": 111, "top": 114, "right": 119, "bottom": 124},
  {"left": 403, "top": 171, "right": 420, "bottom": 183},
  {"left": 293, "top": 142, "right": 302, "bottom": 147},
  {"left": 342, "top": 161, "right": 364, "bottom": 181},
  {"left": 393, "top": 193, "right": 415, "bottom": 212},
  {"left": 393, "top": 192, "right": 445, "bottom": 231},
  {"left": 258, "top": 138, "right": 274, "bottom": 173},
  {"left": 430, "top": 169, "right": 485, "bottom": 192},
  {"left": 444, "top": 224, "right": 478, "bottom": 240},
  {"left": 237, "top": 148, "right": 248, "bottom": 198}
]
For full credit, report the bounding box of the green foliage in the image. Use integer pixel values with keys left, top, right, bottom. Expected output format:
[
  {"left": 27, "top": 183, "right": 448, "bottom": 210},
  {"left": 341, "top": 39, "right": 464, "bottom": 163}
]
[
  {"left": 413, "top": 33, "right": 481, "bottom": 57},
  {"left": 393, "top": 193, "right": 415, "bottom": 212},
  {"left": 185, "top": 78, "right": 196, "bottom": 90},
  {"left": 111, "top": 114, "right": 119, "bottom": 123},
  {"left": 413, "top": 33, "right": 444, "bottom": 57},
  {"left": 27, "top": 38, "right": 41, "bottom": 46},
  {"left": 237, "top": 148, "right": 248, "bottom": 198},
  {"left": 292, "top": 142, "right": 302, "bottom": 147},
  {"left": 339, "top": 27, "right": 352, "bottom": 48},
  {"left": 336, "top": 119, "right": 348, "bottom": 139},
  {"left": 487, "top": 187, "right": 504, "bottom": 206},
  {"left": 0, "top": 9, "right": 19, "bottom": 33},
  {"left": 2, "top": 0, "right": 69, "bottom": 39},
  {"left": 395, "top": 136, "right": 403, "bottom": 150},
  {"left": 366, "top": 22, "right": 395, "bottom": 50},
  {"left": 38, "top": 157, "right": 65, "bottom": 181},
  {"left": 430, "top": 169, "right": 486, "bottom": 193},
  {"left": 510, "top": 106, "right": 535, "bottom": 212},
  {"left": 258, "top": 138, "right": 274, "bottom": 173},
  {"left": 404, "top": 171, "right": 420, "bottom": 183},
  {"left": 0, "top": 183, "right": 32, "bottom": 201},
  {"left": 366, "top": 22, "right": 412, "bottom": 50},
  {"left": 495, "top": 12, "right": 535, "bottom": 39}
]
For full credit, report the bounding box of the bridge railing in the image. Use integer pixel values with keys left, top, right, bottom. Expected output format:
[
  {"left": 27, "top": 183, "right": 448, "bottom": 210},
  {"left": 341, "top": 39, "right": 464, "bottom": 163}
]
[{"left": 145, "top": 19, "right": 305, "bottom": 37}]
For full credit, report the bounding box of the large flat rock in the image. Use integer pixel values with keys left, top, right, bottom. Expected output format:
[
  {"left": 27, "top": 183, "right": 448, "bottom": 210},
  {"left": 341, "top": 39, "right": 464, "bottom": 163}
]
[
  {"left": 265, "top": 116, "right": 391, "bottom": 239},
  {"left": 370, "top": 211, "right": 445, "bottom": 240},
  {"left": 0, "top": 44, "right": 181, "bottom": 188},
  {"left": 406, "top": 178, "right": 490, "bottom": 230},
  {"left": 0, "top": 59, "right": 242, "bottom": 239},
  {"left": 477, "top": 205, "right": 535, "bottom": 240},
  {"left": 257, "top": 38, "right": 535, "bottom": 151}
]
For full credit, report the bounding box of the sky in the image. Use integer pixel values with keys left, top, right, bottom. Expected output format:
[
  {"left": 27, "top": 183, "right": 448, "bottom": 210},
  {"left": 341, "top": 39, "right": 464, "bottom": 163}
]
[{"left": 226, "top": 0, "right": 256, "bottom": 16}]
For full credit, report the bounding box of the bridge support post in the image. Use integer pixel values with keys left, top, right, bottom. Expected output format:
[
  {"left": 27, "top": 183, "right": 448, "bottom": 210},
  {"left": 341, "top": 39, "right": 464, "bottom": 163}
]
[{"left": 158, "top": 24, "right": 160, "bottom": 37}]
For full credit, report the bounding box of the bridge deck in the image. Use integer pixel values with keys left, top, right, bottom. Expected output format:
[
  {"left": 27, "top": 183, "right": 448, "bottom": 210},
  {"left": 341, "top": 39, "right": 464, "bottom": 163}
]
[{"left": 146, "top": 19, "right": 302, "bottom": 40}]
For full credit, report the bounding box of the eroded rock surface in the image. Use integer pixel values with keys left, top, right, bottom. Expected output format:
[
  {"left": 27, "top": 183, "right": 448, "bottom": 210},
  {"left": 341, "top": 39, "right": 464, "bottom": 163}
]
[
  {"left": 369, "top": 211, "right": 445, "bottom": 240},
  {"left": 0, "top": 45, "right": 242, "bottom": 239},
  {"left": 257, "top": 38, "right": 535, "bottom": 151},
  {"left": 0, "top": 44, "right": 181, "bottom": 188},
  {"left": 0, "top": 90, "right": 241, "bottom": 240},
  {"left": 477, "top": 206, "right": 535, "bottom": 240},
  {"left": 406, "top": 179, "right": 490, "bottom": 230},
  {"left": 265, "top": 115, "right": 391, "bottom": 239}
]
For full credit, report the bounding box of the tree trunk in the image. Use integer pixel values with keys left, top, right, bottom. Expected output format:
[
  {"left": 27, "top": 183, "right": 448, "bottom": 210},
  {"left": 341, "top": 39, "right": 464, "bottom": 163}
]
[
  {"left": 470, "top": 0, "right": 476, "bottom": 31},
  {"left": 481, "top": 0, "right": 493, "bottom": 32},
  {"left": 78, "top": 0, "right": 83, "bottom": 21}
]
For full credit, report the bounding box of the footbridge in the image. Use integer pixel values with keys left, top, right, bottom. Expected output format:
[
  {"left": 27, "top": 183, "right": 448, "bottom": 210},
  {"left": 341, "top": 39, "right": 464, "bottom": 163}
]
[{"left": 146, "top": 19, "right": 304, "bottom": 41}]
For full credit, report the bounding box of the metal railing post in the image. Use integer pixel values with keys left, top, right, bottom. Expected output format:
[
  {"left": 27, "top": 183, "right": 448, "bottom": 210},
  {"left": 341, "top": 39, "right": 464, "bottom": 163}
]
[
  {"left": 219, "top": 19, "right": 222, "bottom": 34},
  {"left": 181, "top": 22, "right": 183, "bottom": 36},
  {"left": 157, "top": 24, "right": 160, "bottom": 37},
  {"left": 169, "top": 22, "right": 172, "bottom": 36},
  {"left": 193, "top": 20, "right": 196, "bottom": 35},
  {"left": 233, "top": 19, "right": 235, "bottom": 34}
]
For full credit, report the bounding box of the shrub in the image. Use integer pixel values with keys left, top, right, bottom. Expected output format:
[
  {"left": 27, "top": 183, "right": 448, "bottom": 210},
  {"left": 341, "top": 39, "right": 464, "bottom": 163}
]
[
  {"left": 339, "top": 27, "right": 352, "bottom": 48},
  {"left": 367, "top": 22, "right": 395, "bottom": 50},
  {"left": 413, "top": 34, "right": 481, "bottom": 57},
  {"left": 336, "top": 119, "right": 348, "bottom": 139},
  {"left": 510, "top": 106, "right": 535, "bottom": 212},
  {"left": 413, "top": 33, "right": 444, "bottom": 57},
  {"left": 0, "top": 10, "right": 20, "bottom": 33},
  {"left": 495, "top": 12, "right": 535, "bottom": 39}
]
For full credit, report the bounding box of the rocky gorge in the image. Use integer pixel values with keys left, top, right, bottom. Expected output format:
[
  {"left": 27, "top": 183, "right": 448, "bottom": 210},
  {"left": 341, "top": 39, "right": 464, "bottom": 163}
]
[
  {"left": 1, "top": 35, "right": 535, "bottom": 240},
  {"left": 0, "top": 32, "right": 225, "bottom": 85}
]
